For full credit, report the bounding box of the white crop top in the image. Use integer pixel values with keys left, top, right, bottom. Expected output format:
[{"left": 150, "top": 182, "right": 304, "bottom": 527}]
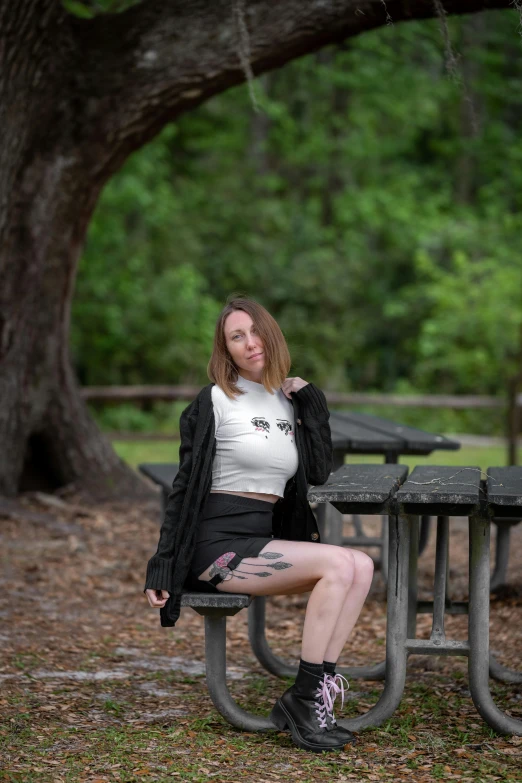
[{"left": 210, "top": 374, "right": 299, "bottom": 497}]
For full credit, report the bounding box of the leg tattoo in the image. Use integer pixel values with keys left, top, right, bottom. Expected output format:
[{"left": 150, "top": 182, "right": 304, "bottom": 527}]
[
  {"left": 208, "top": 551, "right": 237, "bottom": 582},
  {"left": 205, "top": 551, "right": 293, "bottom": 583},
  {"left": 215, "top": 552, "right": 236, "bottom": 569}
]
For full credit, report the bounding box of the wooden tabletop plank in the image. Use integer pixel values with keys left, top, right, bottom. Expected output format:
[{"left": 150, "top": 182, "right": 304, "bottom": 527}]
[
  {"left": 486, "top": 467, "right": 522, "bottom": 506},
  {"left": 308, "top": 464, "right": 409, "bottom": 504},
  {"left": 397, "top": 465, "right": 482, "bottom": 505}
]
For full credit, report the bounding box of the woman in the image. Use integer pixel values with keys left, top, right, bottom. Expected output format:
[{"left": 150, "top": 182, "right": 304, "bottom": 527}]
[{"left": 144, "top": 297, "right": 374, "bottom": 752}]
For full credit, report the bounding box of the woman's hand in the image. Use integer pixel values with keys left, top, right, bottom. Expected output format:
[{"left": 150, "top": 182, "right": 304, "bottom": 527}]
[
  {"left": 145, "top": 588, "right": 170, "bottom": 608},
  {"left": 281, "top": 377, "right": 309, "bottom": 399}
]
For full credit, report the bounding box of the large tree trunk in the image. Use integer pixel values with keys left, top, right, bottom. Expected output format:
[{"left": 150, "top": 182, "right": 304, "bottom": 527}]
[
  {"left": 0, "top": 2, "right": 144, "bottom": 496},
  {"left": 0, "top": 0, "right": 514, "bottom": 497}
]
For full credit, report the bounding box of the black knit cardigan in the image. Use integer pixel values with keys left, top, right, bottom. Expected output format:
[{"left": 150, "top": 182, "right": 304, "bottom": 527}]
[{"left": 143, "top": 381, "right": 333, "bottom": 627}]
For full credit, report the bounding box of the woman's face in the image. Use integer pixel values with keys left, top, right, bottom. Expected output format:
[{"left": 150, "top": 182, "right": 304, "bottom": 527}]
[{"left": 224, "top": 310, "right": 265, "bottom": 382}]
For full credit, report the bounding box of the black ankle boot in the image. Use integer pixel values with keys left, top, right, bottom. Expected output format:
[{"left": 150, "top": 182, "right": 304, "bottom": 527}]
[{"left": 270, "top": 665, "right": 349, "bottom": 752}]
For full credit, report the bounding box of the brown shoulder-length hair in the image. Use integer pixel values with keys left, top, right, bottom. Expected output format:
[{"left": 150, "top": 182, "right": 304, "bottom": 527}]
[{"left": 207, "top": 297, "right": 291, "bottom": 399}]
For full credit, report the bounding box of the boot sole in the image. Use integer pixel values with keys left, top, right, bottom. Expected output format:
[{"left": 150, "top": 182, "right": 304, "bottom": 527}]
[{"left": 270, "top": 700, "right": 347, "bottom": 753}]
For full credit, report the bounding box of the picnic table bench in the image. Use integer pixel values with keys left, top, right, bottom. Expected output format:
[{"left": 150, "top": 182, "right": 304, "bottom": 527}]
[{"left": 143, "top": 462, "right": 522, "bottom": 736}]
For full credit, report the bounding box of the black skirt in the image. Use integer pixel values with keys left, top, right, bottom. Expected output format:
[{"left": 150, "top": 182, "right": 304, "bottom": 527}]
[{"left": 184, "top": 492, "right": 278, "bottom": 593}]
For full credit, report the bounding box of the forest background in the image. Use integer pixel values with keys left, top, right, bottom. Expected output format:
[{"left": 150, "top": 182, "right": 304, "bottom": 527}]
[{"left": 71, "top": 7, "right": 522, "bottom": 441}]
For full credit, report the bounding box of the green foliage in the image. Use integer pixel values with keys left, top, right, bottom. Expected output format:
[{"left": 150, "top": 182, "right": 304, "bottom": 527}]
[
  {"left": 72, "top": 127, "right": 221, "bottom": 385},
  {"left": 72, "top": 9, "right": 522, "bottom": 435},
  {"left": 90, "top": 400, "right": 187, "bottom": 433},
  {"left": 62, "top": 0, "right": 140, "bottom": 17},
  {"left": 410, "top": 248, "right": 522, "bottom": 394}
]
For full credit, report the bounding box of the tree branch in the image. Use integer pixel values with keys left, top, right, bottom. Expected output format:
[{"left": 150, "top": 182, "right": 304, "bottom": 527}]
[{"left": 69, "top": 0, "right": 515, "bottom": 171}]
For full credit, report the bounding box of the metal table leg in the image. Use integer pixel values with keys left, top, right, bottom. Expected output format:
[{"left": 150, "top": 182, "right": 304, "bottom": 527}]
[
  {"left": 351, "top": 513, "right": 365, "bottom": 538},
  {"left": 468, "top": 513, "right": 522, "bottom": 735},
  {"left": 248, "top": 597, "right": 296, "bottom": 678},
  {"left": 380, "top": 514, "right": 389, "bottom": 583},
  {"left": 322, "top": 501, "right": 344, "bottom": 547},
  {"left": 381, "top": 512, "right": 427, "bottom": 587},
  {"left": 338, "top": 513, "right": 413, "bottom": 730},
  {"left": 490, "top": 523, "right": 511, "bottom": 591},
  {"left": 423, "top": 516, "right": 451, "bottom": 650},
  {"left": 407, "top": 516, "right": 420, "bottom": 640},
  {"left": 419, "top": 516, "right": 432, "bottom": 555},
  {"left": 204, "top": 613, "right": 275, "bottom": 732},
  {"left": 489, "top": 654, "right": 522, "bottom": 684}
]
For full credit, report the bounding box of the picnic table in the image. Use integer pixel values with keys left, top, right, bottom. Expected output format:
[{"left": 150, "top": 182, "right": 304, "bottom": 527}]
[
  {"left": 177, "top": 464, "right": 522, "bottom": 736},
  {"left": 308, "top": 464, "right": 522, "bottom": 736}
]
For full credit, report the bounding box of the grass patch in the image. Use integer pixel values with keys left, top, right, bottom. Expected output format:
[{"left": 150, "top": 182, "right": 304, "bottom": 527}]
[
  {"left": 343, "top": 445, "right": 509, "bottom": 472},
  {"left": 112, "top": 439, "right": 180, "bottom": 468},
  {"left": 114, "top": 439, "right": 510, "bottom": 472}
]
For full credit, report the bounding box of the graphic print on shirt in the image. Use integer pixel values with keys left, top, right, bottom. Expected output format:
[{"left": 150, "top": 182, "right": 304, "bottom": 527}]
[
  {"left": 251, "top": 416, "right": 270, "bottom": 438},
  {"left": 250, "top": 416, "right": 293, "bottom": 442},
  {"left": 276, "top": 419, "right": 294, "bottom": 437}
]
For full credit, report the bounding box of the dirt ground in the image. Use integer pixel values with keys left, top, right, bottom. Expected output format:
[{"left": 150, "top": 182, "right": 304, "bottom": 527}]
[{"left": 0, "top": 490, "right": 521, "bottom": 782}]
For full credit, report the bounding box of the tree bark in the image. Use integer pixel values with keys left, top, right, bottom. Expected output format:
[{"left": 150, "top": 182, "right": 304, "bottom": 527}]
[
  {"left": 0, "top": 1, "right": 151, "bottom": 497},
  {"left": 0, "top": 0, "right": 515, "bottom": 496}
]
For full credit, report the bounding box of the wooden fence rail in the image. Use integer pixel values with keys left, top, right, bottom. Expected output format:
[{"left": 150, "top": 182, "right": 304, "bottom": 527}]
[{"left": 81, "top": 385, "right": 522, "bottom": 409}]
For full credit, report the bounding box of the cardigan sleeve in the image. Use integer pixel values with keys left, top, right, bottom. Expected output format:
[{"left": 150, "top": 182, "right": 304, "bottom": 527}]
[
  {"left": 293, "top": 383, "right": 333, "bottom": 486},
  {"left": 143, "top": 398, "right": 198, "bottom": 593}
]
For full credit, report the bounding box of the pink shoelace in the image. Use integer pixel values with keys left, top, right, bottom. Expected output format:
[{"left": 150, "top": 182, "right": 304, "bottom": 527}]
[
  {"left": 312, "top": 693, "right": 329, "bottom": 729},
  {"left": 320, "top": 673, "right": 350, "bottom": 726},
  {"left": 313, "top": 675, "right": 334, "bottom": 729},
  {"left": 313, "top": 673, "right": 350, "bottom": 729}
]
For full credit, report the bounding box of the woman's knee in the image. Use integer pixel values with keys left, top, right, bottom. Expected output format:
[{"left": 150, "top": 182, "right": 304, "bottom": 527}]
[
  {"left": 352, "top": 550, "right": 375, "bottom": 584},
  {"left": 322, "top": 547, "right": 355, "bottom": 590}
]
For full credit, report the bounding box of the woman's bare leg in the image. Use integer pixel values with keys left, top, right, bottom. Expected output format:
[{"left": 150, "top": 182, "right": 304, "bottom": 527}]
[
  {"left": 322, "top": 549, "right": 374, "bottom": 663},
  {"left": 244, "top": 548, "right": 374, "bottom": 664},
  {"left": 197, "top": 540, "right": 355, "bottom": 663}
]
